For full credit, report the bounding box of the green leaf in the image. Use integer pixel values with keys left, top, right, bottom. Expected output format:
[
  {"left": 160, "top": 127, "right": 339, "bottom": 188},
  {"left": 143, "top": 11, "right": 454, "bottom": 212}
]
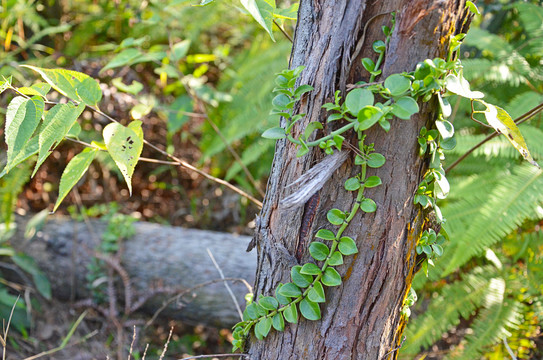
[
  {"left": 53, "top": 148, "right": 98, "bottom": 212},
  {"left": 255, "top": 317, "right": 272, "bottom": 339},
  {"left": 339, "top": 236, "right": 358, "bottom": 255},
  {"left": 291, "top": 265, "right": 313, "bottom": 288},
  {"left": 363, "top": 176, "right": 382, "bottom": 188},
  {"left": 0, "top": 76, "right": 12, "bottom": 94},
  {"left": 76, "top": 77, "right": 102, "bottom": 106},
  {"left": 328, "top": 251, "right": 344, "bottom": 266},
  {"left": 171, "top": 39, "right": 191, "bottom": 62},
  {"left": 309, "top": 242, "right": 330, "bottom": 261},
  {"left": 262, "top": 127, "right": 286, "bottom": 139},
  {"left": 5, "top": 96, "right": 44, "bottom": 172},
  {"left": 240, "top": 0, "right": 276, "bottom": 41},
  {"left": 303, "top": 121, "right": 323, "bottom": 140},
  {"left": 300, "top": 263, "right": 322, "bottom": 275},
  {"left": 272, "top": 313, "right": 285, "bottom": 331},
  {"left": 22, "top": 65, "right": 91, "bottom": 102},
  {"left": 307, "top": 281, "right": 326, "bottom": 303},
  {"left": 273, "top": 3, "right": 298, "bottom": 19},
  {"left": 357, "top": 106, "right": 382, "bottom": 131},
  {"left": 12, "top": 253, "right": 51, "bottom": 299},
  {"left": 391, "top": 97, "right": 419, "bottom": 120},
  {"left": 283, "top": 303, "right": 298, "bottom": 323},
  {"left": 277, "top": 282, "right": 302, "bottom": 298},
  {"left": 367, "top": 153, "right": 386, "bottom": 168},
  {"left": 384, "top": 74, "right": 411, "bottom": 96},
  {"left": 481, "top": 102, "right": 539, "bottom": 167},
  {"left": 327, "top": 208, "right": 345, "bottom": 225},
  {"left": 272, "top": 94, "right": 290, "bottom": 109},
  {"left": 100, "top": 48, "right": 142, "bottom": 73},
  {"left": 466, "top": 0, "right": 480, "bottom": 15},
  {"left": 299, "top": 298, "right": 321, "bottom": 320},
  {"left": 435, "top": 119, "right": 454, "bottom": 139},
  {"left": 33, "top": 103, "right": 86, "bottom": 176},
  {"left": 112, "top": 78, "right": 143, "bottom": 95},
  {"left": 362, "top": 58, "right": 375, "bottom": 72},
  {"left": 345, "top": 89, "right": 374, "bottom": 116},
  {"left": 315, "top": 229, "right": 335, "bottom": 240},
  {"left": 32, "top": 272, "right": 52, "bottom": 300},
  {"left": 322, "top": 267, "right": 342, "bottom": 287},
  {"left": 344, "top": 177, "right": 360, "bottom": 191},
  {"left": 275, "top": 284, "right": 290, "bottom": 305},
  {"left": 294, "top": 84, "right": 314, "bottom": 98},
  {"left": 445, "top": 73, "right": 484, "bottom": 99},
  {"left": 360, "top": 198, "right": 377, "bottom": 213},
  {"left": 103, "top": 121, "right": 144, "bottom": 195},
  {"left": 18, "top": 83, "right": 51, "bottom": 98},
  {"left": 259, "top": 296, "right": 279, "bottom": 310},
  {"left": 245, "top": 303, "right": 259, "bottom": 320},
  {"left": 167, "top": 95, "right": 192, "bottom": 134}
]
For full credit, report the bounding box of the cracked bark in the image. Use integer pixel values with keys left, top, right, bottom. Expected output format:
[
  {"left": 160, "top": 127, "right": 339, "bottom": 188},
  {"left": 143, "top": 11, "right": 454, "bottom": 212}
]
[{"left": 247, "top": 1, "right": 470, "bottom": 359}]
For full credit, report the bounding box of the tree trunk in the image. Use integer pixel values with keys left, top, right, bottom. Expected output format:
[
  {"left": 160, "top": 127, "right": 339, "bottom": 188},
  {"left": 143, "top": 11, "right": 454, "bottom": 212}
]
[{"left": 248, "top": 1, "right": 469, "bottom": 359}]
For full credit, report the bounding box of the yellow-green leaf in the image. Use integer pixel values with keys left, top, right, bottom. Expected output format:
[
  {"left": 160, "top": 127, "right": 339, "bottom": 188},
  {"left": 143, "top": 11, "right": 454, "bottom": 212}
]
[
  {"left": 18, "top": 83, "right": 51, "bottom": 98},
  {"left": 481, "top": 101, "right": 539, "bottom": 168},
  {"left": 103, "top": 121, "right": 144, "bottom": 195},
  {"left": 76, "top": 77, "right": 102, "bottom": 106},
  {"left": 240, "top": 0, "right": 276, "bottom": 41},
  {"left": 22, "top": 65, "right": 91, "bottom": 102},
  {"left": 54, "top": 148, "right": 97, "bottom": 212}
]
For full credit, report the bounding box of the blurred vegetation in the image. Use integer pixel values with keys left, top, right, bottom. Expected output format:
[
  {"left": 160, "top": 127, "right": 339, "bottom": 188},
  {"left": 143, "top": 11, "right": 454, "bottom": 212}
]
[{"left": 0, "top": 0, "right": 541, "bottom": 359}]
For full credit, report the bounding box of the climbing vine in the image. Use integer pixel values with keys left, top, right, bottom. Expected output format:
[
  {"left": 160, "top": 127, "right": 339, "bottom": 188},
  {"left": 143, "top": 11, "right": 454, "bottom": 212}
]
[{"left": 232, "top": 5, "right": 538, "bottom": 350}]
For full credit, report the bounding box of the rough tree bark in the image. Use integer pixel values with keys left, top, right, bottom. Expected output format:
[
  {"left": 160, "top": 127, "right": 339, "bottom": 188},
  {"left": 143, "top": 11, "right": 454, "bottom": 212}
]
[{"left": 248, "top": 1, "right": 469, "bottom": 359}]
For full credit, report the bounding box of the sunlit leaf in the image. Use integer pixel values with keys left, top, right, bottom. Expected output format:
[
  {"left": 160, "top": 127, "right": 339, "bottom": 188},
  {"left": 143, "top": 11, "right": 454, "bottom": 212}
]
[
  {"left": 22, "top": 65, "right": 91, "bottom": 102},
  {"left": 240, "top": 0, "right": 276, "bottom": 41},
  {"left": 445, "top": 73, "right": 484, "bottom": 99}
]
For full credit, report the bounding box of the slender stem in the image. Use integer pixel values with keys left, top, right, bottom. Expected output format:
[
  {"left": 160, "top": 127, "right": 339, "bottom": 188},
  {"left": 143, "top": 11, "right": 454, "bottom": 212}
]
[{"left": 273, "top": 19, "right": 293, "bottom": 43}]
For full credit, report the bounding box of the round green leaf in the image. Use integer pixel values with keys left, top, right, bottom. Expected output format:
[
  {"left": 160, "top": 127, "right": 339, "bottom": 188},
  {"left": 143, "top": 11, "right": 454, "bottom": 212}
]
[
  {"left": 272, "top": 94, "right": 290, "bottom": 109},
  {"left": 384, "top": 74, "right": 411, "bottom": 96},
  {"left": 322, "top": 267, "right": 342, "bottom": 287},
  {"left": 307, "top": 281, "right": 326, "bottom": 303},
  {"left": 363, "top": 176, "right": 382, "bottom": 188},
  {"left": 244, "top": 303, "right": 259, "bottom": 320},
  {"left": 328, "top": 251, "right": 344, "bottom": 266},
  {"left": 300, "top": 298, "right": 321, "bottom": 320},
  {"left": 367, "top": 153, "right": 386, "bottom": 168},
  {"left": 339, "top": 236, "right": 358, "bottom": 255},
  {"left": 275, "top": 284, "right": 290, "bottom": 305},
  {"left": 283, "top": 303, "right": 298, "bottom": 323},
  {"left": 272, "top": 313, "right": 285, "bottom": 331},
  {"left": 291, "top": 265, "right": 313, "bottom": 288},
  {"left": 327, "top": 209, "right": 345, "bottom": 225},
  {"left": 262, "top": 127, "right": 286, "bottom": 139},
  {"left": 255, "top": 317, "right": 272, "bottom": 340},
  {"left": 345, "top": 88, "right": 374, "bottom": 116},
  {"left": 357, "top": 105, "right": 382, "bottom": 131},
  {"left": 391, "top": 97, "right": 419, "bottom": 120},
  {"left": 309, "top": 242, "right": 330, "bottom": 261},
  {"left": 360, "top": 198, "right": 377, "bottom": 213},
  {"left": 344, "top": 177, "right": 361, "bottom": 191},
  {"left": 277, "top": 282, "right": 302, "bottom": 298},
  {"left": 259, "top": 296, "right": 279, "bottom": 310},
  {"left": 315, "top": 229, "right": 335, "bottom": 240},
  {"left": 300, "top": 263, "right": 322, "bottom": 275}
]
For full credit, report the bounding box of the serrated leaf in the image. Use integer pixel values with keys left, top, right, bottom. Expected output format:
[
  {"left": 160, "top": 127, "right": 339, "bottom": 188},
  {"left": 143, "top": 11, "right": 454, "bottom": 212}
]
[
  {"left": 307, "top": 281, "right": 326, "bottom": 303},
  {"left": 272, "top": 313, "right": 285, "bottom": 331},
  {"left": 53, "top": 148, "right": 97, "bottom": 212},
  {"left": 0, "top": 76, "right": 12, "bottom": 94},
  {"left": 259, "top": 296, "right": 279, "bottom": 311},
  {"left": 339, "top": 236, "right": 358, "bottom": 255},
  {"left": 240, "top": 0, "right": 276, "bottom": 41},
  {"left": 360, "top": 198, "right": 377, "bottom": 213},
  {"left": 22, "top": 65, "right": 91, "bottom": 102},
  {"left": 300, "top": 263, "right": 322, "bottom": 275},
  {"left": 277, "top": 282, "right": 302, "bottom": 298},
  {"left": 283, "top": 303, "right": 298, "bottom": 323},
  {"left": 345, "top": 88, "right": 374, "bottom": 116},
  {"left": 309, "top": 242, "right": 330, "bottom": 261},
  {"left": 100, "top": 48, "right": 142, "bottom": 73},
  {"left": 391, "top": 97, "right": 419, "bottom": 120},
  {"left": 328, "top": 251, "right": 344, "bottom": 266},
  {"left": 367, "top": 153, "right": 385, "bottom": 168},
  {"left": 0, "top": 135, "right": 39, "bottom": 177},
  {"left": 445, "top": 73, "right": 484, "bottom": 99},
  {"left": 300, "top": 298, "right": 321, "bottom": 320},
  {"left": 76, "top": 77, "right": 102, "bottom": 106},
  {"left": 315, "top": 229, "right": 335, "bottom": 240},
  {"left": 33, "top": 103, "right": 86, "bottom": 176},
  {"left": 5, "top": 96, "right": 44, "bottom": 172},
  {"left": 262, "top": 127, "right": 286, "bottom": 139},
  {"left": 18, "top": 83, "right": 51, "bottom": 98},
  {"left": 255, "top": 317, "right": 272, "bottom": 339},
  {"left": 327, "top": 208, "right": 345, "bottom": 225},
  {"left": 103, "top": 121, "right": 144, "bottom": 195},
  {"left": 481, "top": 102, "right": 539, "bottom": 167},
  {"left": 291, "top": 265, "right": 313, "bottom": 288},
  {"left": 384, "top": 74, "right": 411, "bottom": 96},
  {"left": 322, "top": 267, "right": 342, "bottom": 287}
]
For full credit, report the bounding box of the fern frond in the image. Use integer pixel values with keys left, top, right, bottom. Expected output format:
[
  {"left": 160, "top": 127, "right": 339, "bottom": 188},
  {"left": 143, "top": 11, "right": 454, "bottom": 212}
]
[{"left": 443, "top": 164, "right": 543, "bottom": 274}]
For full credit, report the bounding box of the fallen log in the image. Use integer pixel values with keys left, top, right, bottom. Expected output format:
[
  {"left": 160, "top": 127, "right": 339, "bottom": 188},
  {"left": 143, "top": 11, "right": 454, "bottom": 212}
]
[{"left": 12, "top": 216, "right": 256, "bottom": 327}]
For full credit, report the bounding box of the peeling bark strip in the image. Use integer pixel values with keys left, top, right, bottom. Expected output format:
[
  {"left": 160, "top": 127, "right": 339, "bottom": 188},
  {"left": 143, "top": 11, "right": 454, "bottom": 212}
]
[{"left": 248, "top": 1, "right": 469, "bottom": 359}]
